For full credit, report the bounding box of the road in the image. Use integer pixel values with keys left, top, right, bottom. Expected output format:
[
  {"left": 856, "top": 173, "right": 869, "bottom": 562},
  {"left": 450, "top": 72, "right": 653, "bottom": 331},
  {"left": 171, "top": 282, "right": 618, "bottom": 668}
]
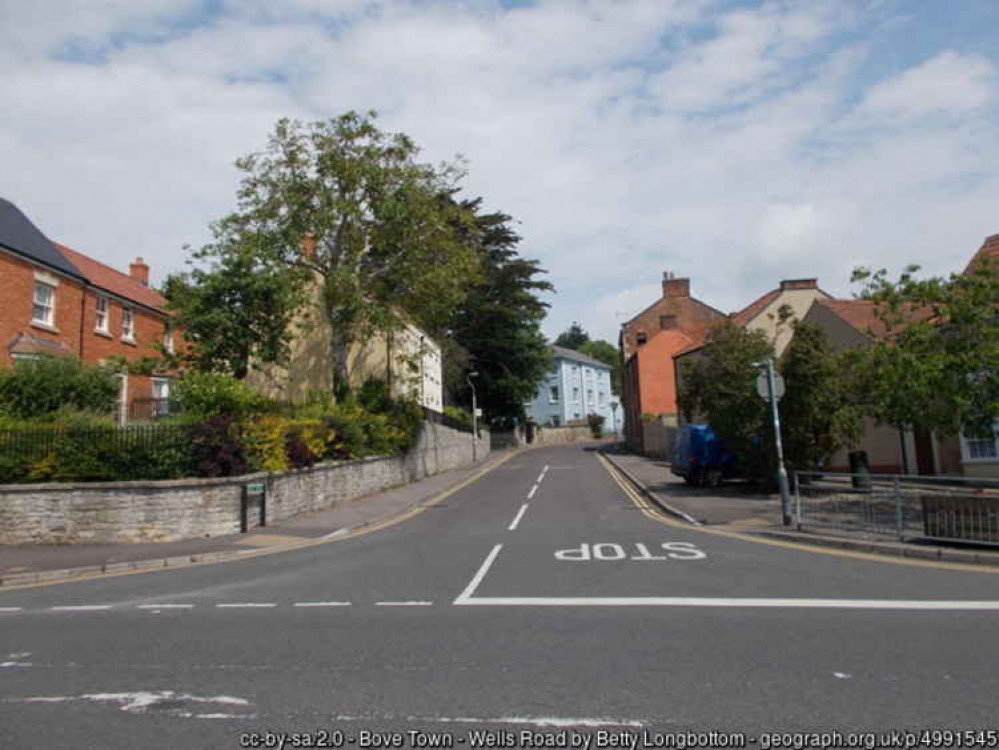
[{"left": 2, "top": 443, "right": 998, "bottom": 748}]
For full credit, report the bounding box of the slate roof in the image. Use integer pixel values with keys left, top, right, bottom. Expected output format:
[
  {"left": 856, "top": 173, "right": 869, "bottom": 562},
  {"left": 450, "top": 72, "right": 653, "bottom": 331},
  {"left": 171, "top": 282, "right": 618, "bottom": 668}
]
[
  {"left": 56, "top": 243, "right": 168, "bottom": 313},
  {"left": 814, "top": 298, "right": 933, "bottom": 339},
  {"left": 0, "top": 197, "right": 83, "bottom": 279},
  {"left": 550, "top": 345, "right": 611, "bottom": 369}
]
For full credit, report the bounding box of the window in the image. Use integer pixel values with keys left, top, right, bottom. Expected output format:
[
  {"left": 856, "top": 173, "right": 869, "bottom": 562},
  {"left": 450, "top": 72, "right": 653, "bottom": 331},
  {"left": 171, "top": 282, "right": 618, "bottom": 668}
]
[
  {"left": 549, "top": 386, "right": 559, "bottom": 403},
  {"left": 573, "top": 387, "right": 580, "bottom": 403},
  {"left": 95, "top": 296, "right": 109, "bottom": 333},
  {"left": 32, "top": 282, "right": 55, "bottom": 326},
  {"left": 660, "top": 315, "right": 677, "bottom": 330},
  {"left": 587, "top": 388, "right": 594, "bottom": 404},
  {"left": 636, "top": 331, "right": 647, "bottom": 345},
  {"left": 122, "top": 308, "right": 135, "bottom": 341},
  {"left": 152, "top": 378, "right": 171, "bottom": 417},
  {"left": 550, "top": 415, "right": 561, "bottom": 427},
  {"left": 163, "top": 325, "right": 174, "bottom": 353},
  {"left": 962, "top": 422, "right": 999, "bottom": 461},
  {"left": 599, "top": 391, "right": 606, "bottom": 406}
]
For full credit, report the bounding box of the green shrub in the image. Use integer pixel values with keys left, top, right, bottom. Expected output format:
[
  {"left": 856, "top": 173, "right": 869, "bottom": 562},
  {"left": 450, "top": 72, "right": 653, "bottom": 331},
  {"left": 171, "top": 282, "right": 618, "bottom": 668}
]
[
  {"left": 443, "top": 406, "right": 473, "bottom": 430},
  {"left": 190, "top": 416, "right": 247, "bottom": 477},
  {"left": 587, "top": 413, "right": 605, "bottom": 438},
  {"left": 0, "top": 356, "right": 118, "bottom": 419},
  {"left": 243, "top": 415, "right": 291, "bottom": 472},
  {"left": 174, "top": 372, "right": 266, "bottom": 419}
]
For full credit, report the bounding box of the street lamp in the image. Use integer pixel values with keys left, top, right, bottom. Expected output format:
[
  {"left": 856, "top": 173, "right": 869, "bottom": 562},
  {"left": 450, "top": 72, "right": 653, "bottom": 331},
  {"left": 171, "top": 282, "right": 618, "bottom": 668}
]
[
  {"left": 752, "top": 358, "right": 791, "bottom": 526},
  {"left": 466, "top": 371, "right": 479, "bottom": 462}
]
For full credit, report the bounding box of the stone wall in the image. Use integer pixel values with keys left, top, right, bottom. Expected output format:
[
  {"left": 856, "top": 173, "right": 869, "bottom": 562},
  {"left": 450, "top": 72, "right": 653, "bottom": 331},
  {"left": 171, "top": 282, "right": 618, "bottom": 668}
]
[
  {"left": 0, "top": 422, "right": 489, "bottom": 545},
  {"left": 533, "top": 424, "right": 594, "bottom": 445}
]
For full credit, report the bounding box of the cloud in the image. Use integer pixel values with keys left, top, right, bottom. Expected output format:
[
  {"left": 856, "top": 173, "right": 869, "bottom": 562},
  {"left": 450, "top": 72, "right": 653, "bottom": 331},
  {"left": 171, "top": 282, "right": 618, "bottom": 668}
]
[{"left": 0, "top": 0, "right": 996, "bottom": 350}]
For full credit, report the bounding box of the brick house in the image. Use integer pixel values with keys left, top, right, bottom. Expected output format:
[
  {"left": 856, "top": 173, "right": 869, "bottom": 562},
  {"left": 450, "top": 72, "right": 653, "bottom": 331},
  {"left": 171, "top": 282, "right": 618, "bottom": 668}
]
[
  {"left": 618, "top": 272, "right": 727, "bottom": 451},
  {"left": 0, "top": 198, "right": 178, "bottom": 420}
]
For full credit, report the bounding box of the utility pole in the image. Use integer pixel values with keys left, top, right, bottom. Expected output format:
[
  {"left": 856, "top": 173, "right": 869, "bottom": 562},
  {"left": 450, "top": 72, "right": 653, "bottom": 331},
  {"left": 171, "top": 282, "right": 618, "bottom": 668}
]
[
  {"left": 467, "top": 371, "right": 479, "bottom": 462},
  {"left": 753, "top": 358, "right": 791, "bottom": 526}
]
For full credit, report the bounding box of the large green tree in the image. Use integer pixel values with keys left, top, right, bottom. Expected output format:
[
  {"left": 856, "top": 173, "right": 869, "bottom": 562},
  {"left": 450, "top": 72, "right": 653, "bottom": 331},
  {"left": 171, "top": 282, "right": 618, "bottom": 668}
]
[
  {"left": 444, "top": 199, "right": 553, "bottom": 427},
  {"left": 164, "top": 244, "right": 305, "bottom": 379},
  {"left": 210, "top": 111, "right": 480, "bottom": 394},
  {"left": 554, "top": 321, "right": 590, "bottom": 350},
  {"left": 852, "top": 260, "right": 999, "bottom": 439}
]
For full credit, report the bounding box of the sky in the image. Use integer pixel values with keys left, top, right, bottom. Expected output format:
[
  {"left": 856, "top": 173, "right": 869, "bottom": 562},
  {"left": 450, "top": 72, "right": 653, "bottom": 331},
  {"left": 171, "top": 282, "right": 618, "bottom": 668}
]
[{"left": 1, "top": 0, "right": 997, "bottom": 344}]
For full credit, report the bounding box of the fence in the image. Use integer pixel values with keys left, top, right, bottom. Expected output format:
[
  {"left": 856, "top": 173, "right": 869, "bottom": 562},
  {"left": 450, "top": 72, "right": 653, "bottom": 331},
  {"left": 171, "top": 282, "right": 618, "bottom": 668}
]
[
  {"left": 0, "top": 424, "right": 197, "bottom": 483},
  {"left": 793, "top": 471, "right": 999, "bottom": 547},
  {"left": 121, "top": 398, "right": 181, "bottom": 422},
  {"left": 422, "top": 406, "right": 473, "bottom": 434}
]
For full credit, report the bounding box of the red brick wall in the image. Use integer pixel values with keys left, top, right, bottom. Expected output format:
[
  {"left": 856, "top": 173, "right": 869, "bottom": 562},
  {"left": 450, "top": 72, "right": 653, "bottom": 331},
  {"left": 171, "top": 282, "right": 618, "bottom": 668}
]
[
  {"left": 78, "top": 287, "right": 171, "bottom": 365},
  {"left": 621, "top": 295, "right": 726, "bottom": 361},
  {"left": 0, "top": 251, "right": 85, "bottom": 366}
]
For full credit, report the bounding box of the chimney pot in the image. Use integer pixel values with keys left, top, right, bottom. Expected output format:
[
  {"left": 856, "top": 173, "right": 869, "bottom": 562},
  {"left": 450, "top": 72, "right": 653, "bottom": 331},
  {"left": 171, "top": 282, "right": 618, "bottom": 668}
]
[{"left": 129, "top": 257, "right": 150, "bottom": 287}]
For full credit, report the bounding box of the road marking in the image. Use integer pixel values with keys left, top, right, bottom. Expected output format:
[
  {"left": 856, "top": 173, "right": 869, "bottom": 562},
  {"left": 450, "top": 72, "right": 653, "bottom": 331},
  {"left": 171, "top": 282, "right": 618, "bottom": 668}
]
[
  {"left": 508, "top": 504, "right": 529, "bottom": 531},
  {"left": 596, "top": 452, "right": 999, "bottom": 575},
  {"left": 0, "top": 607, "right": 23, "bottom": 613},
  {"left": 527, "top": 484, "right": 539, "bottom": 500},
  {"left": 136, "top": 604, "right": 194, "bottom": 610},
  {"left": 455, "top": 544, "right": 503, "bottom": 603},
  {"left": 293, "top": 602, "right": 352, "bottom": 608},
  {"left": 454, "top": 596, "right": 999, "bottom": 610},
  {"left": 375, "top": 601, "right": 433, "bottom": 607},
  {"left": 50, "top": 605, "right": 111, "bottom": 611},
  {"left": 215, "top": 603, "right": 277, "bottom": 609}
]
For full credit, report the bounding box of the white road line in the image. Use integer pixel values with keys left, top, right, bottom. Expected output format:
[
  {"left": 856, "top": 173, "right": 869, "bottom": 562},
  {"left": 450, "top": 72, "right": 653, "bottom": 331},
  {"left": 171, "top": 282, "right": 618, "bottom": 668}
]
[
  {"left": 0, "top": 608, "right": 23, "bottom": 613},
  {"left": 454, "top": 596, "right": 999, "bottom": 610},
  {"left": 508, "top": 504, "right": 529, "bottom": 531},
  {"left": 536, "top": 471, "right": 546, "bottom": 484},
  {"left": 527, "top": 484, "right": 539, "bottom": 500},
  {"left": 294, "top": 602, "right": 352, "bottom": 608},
  {"left": 50, "top": 605, "right": 112, "bottom": 612},
  {"left": 375, "top": 601, "right": 433, "bottom": 607},
  {"left": 454, "top": 544, "right": 503, "bottom": 604},
  {"left": 215, "top": 603, "right": 277, "bottom": 609},
  {"left": 136, "top": 604, "right": 194, "bottom": 610}
]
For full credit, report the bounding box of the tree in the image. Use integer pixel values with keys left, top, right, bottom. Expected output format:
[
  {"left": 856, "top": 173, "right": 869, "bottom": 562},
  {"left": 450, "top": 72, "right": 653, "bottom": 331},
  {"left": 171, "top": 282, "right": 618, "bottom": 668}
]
[
  {"left": 164, "top": 244, "right": 305, "bottom": 379},
  {"left": 209, "top": 112, "right": 480, "bottom": 395},
  {"left": 676, "top": 321, "right": 775, "bottom": 481},
  {"left": 445, "top": 199, "right": 553, "bottom": 427},
  {"left": 579, "top": 339, "right": 622, "bottom": 396},
  {"left": 778, "top": 321, "right": 863, "bottom": 471},
  {"left": 852, "top": 260, "right": 999, "bottom": 439},
  {"left": 554, "top": 321, "right": 589, "bottom": 350}
]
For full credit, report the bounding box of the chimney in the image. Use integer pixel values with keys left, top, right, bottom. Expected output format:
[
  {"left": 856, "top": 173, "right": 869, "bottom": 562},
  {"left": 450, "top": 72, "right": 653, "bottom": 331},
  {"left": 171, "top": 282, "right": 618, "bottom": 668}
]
[
  {"left": 301, "top": 233, "right": 317, "bottom": 259},
  {"left": 662, "top": 271, "right": 690, "bottom": 298},
  {"left": 779, "top": 278, "right": 818, "bottom": 291},
  {"left": 129, "top": 257, "right": 150, "bottom": 287}
]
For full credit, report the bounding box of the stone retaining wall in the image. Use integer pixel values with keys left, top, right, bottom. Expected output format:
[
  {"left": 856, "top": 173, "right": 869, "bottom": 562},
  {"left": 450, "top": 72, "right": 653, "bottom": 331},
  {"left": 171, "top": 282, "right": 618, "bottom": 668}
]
[{"left": 0, "top": 422, "right": 488, "bottom": 545}]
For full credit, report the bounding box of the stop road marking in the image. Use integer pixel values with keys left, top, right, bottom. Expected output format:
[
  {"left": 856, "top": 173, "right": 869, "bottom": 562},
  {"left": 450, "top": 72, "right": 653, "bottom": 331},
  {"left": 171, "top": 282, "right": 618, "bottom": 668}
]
[{"left": 555, "top": 542, "right": 706, "bottom": 561}]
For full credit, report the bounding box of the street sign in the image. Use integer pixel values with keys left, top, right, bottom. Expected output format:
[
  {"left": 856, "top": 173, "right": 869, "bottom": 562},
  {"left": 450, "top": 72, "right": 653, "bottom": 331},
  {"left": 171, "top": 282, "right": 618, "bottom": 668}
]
[{"left": 756, "top": 371, "right": 785, "bottom": 401}]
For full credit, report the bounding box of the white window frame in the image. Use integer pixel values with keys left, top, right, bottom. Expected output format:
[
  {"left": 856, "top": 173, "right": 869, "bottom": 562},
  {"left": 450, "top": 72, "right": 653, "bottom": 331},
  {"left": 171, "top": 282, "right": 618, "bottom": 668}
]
[
  {"left": 32, "top": 281, "right": 55, "bottom": 327},
  {"left": 121, "top": 307, "right": 135, "bottom": 342},
  {"left": 960, "top": 421, "right": 999, "bottom": 463},
  {"left": 95, "top": 295, "right": 109, "bottom": 333},
  {"left": 163, "top": 325, "right": 174, "bottom": 354},
  {"left": 549, "top": 385, "right": 559, "bottom": 403},
  {"left": 573, "top": 387, "right": 580, "bottom": 404}
]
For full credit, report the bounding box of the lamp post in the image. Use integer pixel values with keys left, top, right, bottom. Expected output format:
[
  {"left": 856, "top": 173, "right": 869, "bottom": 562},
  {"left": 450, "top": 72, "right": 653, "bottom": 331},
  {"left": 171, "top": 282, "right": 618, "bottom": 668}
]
[
  {"left": 752, "top": 358, "right": 791, "bottom": 526},
  {"left": 467, "top": 371, "right": 479, "bottom": 462}
]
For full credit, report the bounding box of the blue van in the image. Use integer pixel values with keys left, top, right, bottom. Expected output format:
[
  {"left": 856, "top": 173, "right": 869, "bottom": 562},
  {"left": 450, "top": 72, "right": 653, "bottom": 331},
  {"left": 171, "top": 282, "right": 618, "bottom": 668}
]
[{"left": 670, "top": 423, "right": 738, "bottom": 488}]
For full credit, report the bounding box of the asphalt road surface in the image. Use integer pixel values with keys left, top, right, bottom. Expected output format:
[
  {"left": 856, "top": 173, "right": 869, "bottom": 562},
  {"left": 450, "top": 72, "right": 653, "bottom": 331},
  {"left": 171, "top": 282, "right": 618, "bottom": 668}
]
[{"left": 2, "top": 444, "right": 999, "bottom": 749}]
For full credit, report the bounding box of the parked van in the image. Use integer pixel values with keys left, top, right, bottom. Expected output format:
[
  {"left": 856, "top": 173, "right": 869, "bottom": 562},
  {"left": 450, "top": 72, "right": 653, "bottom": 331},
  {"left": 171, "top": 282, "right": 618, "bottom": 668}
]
[{"left": 670, "top": 423, "right": 738, "bottom": 488}]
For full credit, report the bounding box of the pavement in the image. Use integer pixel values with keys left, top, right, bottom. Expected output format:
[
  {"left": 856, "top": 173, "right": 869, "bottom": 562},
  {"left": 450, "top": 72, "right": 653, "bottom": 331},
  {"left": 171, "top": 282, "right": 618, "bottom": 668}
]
[
  {"left": 600, "top": 443, "right": 999, "bottom": 567},
  {"left": 0, "top": 448, "right": 520, "bottom": 586}
]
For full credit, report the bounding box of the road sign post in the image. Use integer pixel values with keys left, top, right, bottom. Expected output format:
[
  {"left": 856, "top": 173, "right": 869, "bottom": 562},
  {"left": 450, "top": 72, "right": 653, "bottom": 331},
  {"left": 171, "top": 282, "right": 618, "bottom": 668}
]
[{"left": 754, "top": 359, "right": 791, "bottom": 526}]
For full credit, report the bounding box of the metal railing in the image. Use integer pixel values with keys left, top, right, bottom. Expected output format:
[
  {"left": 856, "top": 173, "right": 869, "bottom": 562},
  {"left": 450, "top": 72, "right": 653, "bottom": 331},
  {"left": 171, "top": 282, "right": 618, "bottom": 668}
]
[
  {"left": 115, "top": 398, "right": 181, "bottom": 423},
  {"left": 793, "top": 471, "right": 999, "bottom": 546}
]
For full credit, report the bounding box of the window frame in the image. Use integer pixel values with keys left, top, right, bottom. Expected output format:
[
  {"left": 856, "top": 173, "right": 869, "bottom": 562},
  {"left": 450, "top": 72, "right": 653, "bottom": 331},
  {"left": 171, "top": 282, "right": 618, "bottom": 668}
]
[
  {"left": 121, "top": 307, "right": 135, "bottom": 342},
  {"left": 95, "top": 295, "right": 110, "bottom": 333},
  {"left": 960, "top": 421, "right": 999, "bottom": 463},
  {"left": 32, "top": 281, "right": 56, "bottom": 327}
]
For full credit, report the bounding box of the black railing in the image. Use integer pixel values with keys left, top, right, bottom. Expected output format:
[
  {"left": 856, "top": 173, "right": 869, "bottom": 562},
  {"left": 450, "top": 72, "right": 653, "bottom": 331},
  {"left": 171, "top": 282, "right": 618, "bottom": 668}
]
[
  {"left": 0, "top": 424, "right": 197, "bottom": 483},
  {"left": 422, "top": 406, "right": 473, "bottom": 434},
  {"left": 118, "top": 398, "right": 182, "bottom": 422}
]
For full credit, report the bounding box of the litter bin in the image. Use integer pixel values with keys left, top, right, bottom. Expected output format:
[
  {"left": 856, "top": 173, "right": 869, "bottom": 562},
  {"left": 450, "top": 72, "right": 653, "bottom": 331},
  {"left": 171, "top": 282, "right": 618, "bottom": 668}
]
[{"left": 848, "top": 450, "right": 871, "bottom": 490}]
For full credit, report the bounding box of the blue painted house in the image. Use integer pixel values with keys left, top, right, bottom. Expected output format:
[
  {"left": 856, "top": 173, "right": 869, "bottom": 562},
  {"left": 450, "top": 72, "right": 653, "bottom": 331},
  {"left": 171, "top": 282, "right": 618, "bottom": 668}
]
[{"left": 526, "top": 346, "right": 617, "bottom": 430}]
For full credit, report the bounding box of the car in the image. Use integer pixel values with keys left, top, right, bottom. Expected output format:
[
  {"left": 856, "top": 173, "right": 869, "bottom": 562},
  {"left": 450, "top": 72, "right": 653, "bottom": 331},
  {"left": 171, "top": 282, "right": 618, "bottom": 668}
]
[{"left": 670, "top": 423, "right": 738, "bottom": 488}]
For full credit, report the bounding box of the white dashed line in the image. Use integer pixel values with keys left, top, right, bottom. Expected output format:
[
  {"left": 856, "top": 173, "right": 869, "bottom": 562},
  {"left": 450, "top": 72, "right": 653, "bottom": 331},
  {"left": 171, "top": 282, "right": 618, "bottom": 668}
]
[
  {"left": 137, "top": 604, "right": 194, "bottom": 610},
  {"left": 0, "top": 608, "right": 23, "bottom": 613},
  {"left": 454, "top": 544, "right": 503, "bottom": 604},
  {"left": 293, "top": 602, "right": 352, "bottom": 608},
  {"left": 508, "top": 504, "right": 529, "bottom": 531},
  {"left": 375, "top": 601, "right": 433, "bottom": 607},
  {"left": 215, "top": 603, "right": 277, "bottom": 609},
  {"left": 527, "top": 484, "right": 539, "bottom": 500},
  {"left": 50, "top": 605, "right": 111, "bottom": 612}
]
